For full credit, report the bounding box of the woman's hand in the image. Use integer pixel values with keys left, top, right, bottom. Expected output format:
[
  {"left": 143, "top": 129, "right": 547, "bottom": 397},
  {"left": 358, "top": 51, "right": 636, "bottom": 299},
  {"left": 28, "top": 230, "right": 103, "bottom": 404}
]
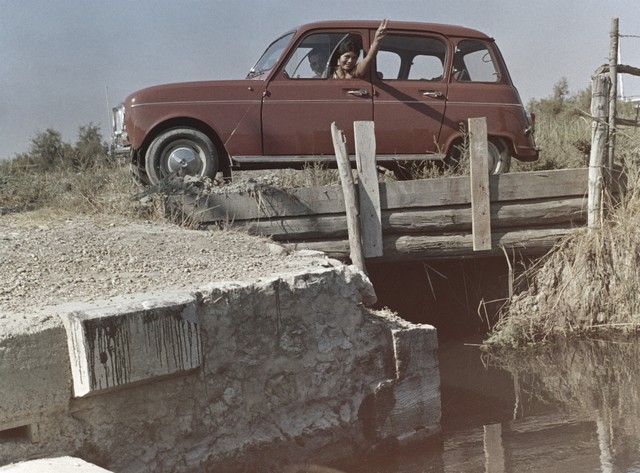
[{"left": 375, "top": 19, "right": 389, "bottom": 41}]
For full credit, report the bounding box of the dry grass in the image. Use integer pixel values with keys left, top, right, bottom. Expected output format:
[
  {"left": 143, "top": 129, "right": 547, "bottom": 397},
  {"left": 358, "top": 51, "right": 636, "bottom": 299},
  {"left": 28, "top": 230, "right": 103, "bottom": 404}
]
[
  {"left": 486, "top": 131, "right": 640, "bottom": 347},
  {"left": 0, "top": 159, "right": 165, "bottom": 222}
]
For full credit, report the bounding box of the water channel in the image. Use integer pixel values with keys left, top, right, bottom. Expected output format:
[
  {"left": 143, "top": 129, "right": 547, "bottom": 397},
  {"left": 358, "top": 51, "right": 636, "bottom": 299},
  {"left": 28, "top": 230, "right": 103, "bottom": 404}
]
[
  {"left": 311, "top": 335, "right": 640, "bottom": 473},
  {"left": 305, "top": 260, "right": 640, "bottom": 473}
]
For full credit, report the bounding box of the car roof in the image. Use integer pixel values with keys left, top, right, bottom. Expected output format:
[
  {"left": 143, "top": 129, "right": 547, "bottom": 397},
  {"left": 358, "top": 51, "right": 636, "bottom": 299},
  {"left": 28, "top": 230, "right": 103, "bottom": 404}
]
[{"left": 289, "top": 20, "right": 493, "bottom": 41}]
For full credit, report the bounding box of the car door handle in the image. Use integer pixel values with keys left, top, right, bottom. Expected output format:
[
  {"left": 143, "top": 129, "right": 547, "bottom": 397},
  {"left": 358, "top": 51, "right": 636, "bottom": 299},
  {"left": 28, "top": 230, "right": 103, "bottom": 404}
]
[
  {"left": 421, "top": 91, "right": 444, "bottom": 98},
  {"left": 346, "top": 89, "right": 370, "bottom": 97}
]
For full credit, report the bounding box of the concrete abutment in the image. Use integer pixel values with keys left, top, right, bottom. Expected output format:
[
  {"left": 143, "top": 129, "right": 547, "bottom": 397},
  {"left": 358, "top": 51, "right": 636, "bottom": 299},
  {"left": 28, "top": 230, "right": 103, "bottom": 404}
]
[{"left": 0, "top": 256, "right": 440, "bottom": 472}]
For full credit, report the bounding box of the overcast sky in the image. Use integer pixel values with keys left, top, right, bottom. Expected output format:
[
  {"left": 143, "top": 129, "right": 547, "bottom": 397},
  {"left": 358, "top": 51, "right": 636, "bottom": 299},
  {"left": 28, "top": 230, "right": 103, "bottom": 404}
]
[{"left": 2, "top": 0, "right": 639, "bottom": 160}]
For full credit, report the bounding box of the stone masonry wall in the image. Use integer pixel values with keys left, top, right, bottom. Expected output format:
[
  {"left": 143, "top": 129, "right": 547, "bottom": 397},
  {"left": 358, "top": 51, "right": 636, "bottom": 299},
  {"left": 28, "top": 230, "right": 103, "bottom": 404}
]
[{"left": 0, "top": 258, "right": 440, "bottom": 472}]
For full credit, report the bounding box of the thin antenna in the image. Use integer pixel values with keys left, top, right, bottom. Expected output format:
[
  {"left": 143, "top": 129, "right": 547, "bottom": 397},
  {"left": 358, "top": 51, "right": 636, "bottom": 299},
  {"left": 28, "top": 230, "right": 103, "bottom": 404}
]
[{"left": 105, "top": 86, "right": 112, "bottom": 133}]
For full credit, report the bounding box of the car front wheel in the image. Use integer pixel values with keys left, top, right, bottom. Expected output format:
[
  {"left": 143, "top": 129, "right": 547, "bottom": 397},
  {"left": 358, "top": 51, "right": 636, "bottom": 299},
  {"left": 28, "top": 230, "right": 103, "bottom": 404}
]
[{"left": 145, "top": 128, "right": 219, "bottom": 185}]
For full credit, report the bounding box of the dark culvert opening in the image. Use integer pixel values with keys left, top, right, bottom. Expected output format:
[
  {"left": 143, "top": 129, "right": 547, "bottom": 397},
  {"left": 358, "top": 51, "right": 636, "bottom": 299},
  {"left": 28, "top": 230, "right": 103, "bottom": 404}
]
[{"left": 367, "top": 256, "right": 528, "bottom": 341}]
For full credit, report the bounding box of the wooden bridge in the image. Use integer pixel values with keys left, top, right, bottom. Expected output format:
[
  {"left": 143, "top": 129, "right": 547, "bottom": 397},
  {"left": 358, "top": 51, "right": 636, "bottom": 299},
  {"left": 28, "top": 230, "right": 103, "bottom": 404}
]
[{"left": 172, "top": 167, "right": 590, "bottom": 264}]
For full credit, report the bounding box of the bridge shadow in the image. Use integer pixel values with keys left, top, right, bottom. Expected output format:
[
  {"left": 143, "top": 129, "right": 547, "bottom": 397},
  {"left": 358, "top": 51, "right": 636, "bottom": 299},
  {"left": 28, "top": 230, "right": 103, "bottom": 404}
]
[{"left": 367, "top": 256, "right": 526, "bottom": 340}]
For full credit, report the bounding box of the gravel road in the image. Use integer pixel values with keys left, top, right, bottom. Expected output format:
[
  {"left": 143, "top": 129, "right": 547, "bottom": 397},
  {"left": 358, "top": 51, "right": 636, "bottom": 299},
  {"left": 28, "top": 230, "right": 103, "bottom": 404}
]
[{"left": 0, "top": 211, "right": 322, "bottom": 315}]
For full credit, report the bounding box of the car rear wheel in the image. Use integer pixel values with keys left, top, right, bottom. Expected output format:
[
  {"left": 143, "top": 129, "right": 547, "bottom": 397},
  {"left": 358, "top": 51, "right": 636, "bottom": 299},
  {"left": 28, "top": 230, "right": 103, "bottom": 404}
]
[
  {"left": 487, "top": 138, "right": 511, "bottom": 174},
  {"left": 145, "top": 128, "right": 219, "bottom": 185},
  {"left": 445, "top": 137, "right": 511, "bottom": 175}
]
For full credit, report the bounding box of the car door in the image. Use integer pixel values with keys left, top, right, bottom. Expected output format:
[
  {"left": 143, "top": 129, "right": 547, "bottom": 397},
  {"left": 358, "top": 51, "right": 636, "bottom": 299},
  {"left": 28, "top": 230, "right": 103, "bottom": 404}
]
[
  {"left": 261, "top": 30, "right": 374, "bottom": 157},
  {"left": 372, "top": 32, "right": 449, "bottom": 156}
]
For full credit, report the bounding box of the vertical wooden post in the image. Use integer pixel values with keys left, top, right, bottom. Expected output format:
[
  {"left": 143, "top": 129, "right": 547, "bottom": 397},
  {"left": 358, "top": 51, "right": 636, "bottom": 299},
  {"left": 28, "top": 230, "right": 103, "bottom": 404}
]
[
  {"left": 469, "top": 117, "right": 492, "bottom": 251},
  {"left": 484, "top": 423, "right": 506, "bottom": 473},
  {"left": 331, "top": 122, "right": 367, "bottom": 273},
  {"left": 354, "top": 121, "right": 383, "bottom": 258},
  {"left": 607, "top": 18, "right": 619, "bottom": 178},
  {"left": 588, "top": 74, "right": 610, "bottom": 230}
]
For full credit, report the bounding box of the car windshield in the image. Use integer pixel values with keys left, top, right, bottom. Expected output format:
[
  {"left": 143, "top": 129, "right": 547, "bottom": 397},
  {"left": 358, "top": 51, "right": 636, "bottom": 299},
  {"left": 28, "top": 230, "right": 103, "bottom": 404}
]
[{"left": 247, "top": 32, "right": 295, "bottom": 79}]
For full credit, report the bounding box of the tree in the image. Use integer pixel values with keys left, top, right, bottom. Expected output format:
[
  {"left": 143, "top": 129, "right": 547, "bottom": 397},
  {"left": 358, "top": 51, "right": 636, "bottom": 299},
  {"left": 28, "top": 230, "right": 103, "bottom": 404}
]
[
  {"left": 28, "top": 129, "right": 73, "bottom": 171},
  {"left": 528, "top": 78, "right": 591, "bottom": 119},
  {"left": 74, "top": 123, "right": 109, "bottom": 169}
]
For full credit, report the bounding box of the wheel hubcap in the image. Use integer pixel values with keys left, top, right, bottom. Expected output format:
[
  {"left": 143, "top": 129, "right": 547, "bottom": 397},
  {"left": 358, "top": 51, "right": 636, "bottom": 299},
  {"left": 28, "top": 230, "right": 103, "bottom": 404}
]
[{"left": 167, "top": 146, "right": 202, "bottom": 175}]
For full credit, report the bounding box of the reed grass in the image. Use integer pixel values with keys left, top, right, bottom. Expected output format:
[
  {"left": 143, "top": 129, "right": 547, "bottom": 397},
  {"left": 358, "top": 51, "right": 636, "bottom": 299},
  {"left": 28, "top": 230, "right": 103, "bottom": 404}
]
[{"left": 486, "top": 130, "right": 640, "bottom": 347}]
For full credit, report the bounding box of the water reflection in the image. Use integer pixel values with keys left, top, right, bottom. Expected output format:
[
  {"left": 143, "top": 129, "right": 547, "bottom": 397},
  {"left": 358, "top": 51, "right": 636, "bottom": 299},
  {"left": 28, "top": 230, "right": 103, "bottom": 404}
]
[
  {"left": 487, "top": 336, "right": 640, "bottom": 473},
  {"left": 301, "top": 336, "right": 640, "bottom": 473}
]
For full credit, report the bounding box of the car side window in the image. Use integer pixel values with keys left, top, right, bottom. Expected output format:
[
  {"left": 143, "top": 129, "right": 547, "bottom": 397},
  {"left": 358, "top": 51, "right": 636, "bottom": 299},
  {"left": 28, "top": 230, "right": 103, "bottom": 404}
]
[
  {"left": 284, "top": 33, "right": 360, "bottom": 79},
  {"left": 452, "top": 40, "right": 500, "bottom": 82},
  {"left": 375, "top": 35, "right": 446, "bottom": 81}
]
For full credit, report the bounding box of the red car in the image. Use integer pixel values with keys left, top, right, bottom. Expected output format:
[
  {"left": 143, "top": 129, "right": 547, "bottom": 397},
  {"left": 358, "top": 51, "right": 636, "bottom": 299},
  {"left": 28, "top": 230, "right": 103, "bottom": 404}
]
[{"left": 111, "top": 20, "right": 539, "bottom": 185}]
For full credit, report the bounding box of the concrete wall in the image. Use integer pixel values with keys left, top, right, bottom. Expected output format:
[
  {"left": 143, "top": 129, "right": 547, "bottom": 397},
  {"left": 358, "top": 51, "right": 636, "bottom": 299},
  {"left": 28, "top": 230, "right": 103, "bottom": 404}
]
[{"left": 0, "top": 258, "right": 440, "bottom": 472}]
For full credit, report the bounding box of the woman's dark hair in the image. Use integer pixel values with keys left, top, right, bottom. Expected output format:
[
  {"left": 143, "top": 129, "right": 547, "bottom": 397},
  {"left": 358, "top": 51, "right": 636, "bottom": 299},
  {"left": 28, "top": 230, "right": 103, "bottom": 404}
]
[{"left": 337, "top": 38, "right": 360, "bottom": 56}]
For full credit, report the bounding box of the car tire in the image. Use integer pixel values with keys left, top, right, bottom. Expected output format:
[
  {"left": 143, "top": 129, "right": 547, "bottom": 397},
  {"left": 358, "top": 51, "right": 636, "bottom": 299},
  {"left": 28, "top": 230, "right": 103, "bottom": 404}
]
[
  {"left": 145, "top": 128, "right": 219, "bottom": 185},
  {"left": 487, "top": 138, "right": 511, "bottom": 174},
  {"left": 129, "top": 161, "right": 150, "bottom": 188},
  {"left": 444, "top": 137, "right": 511, "bottom": 175}
]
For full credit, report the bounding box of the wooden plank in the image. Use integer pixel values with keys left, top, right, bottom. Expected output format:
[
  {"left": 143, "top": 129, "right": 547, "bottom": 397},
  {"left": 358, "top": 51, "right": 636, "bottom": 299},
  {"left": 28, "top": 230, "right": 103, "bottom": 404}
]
[
  {"left": 180, "top": 168, "right": 590, "bottom": 223},
  {"left": 381, "top": 168, "right": 589, "bottom": 209},
  {"left": 331, "top": 122, "right": 366, "bottom": 273},
  {"left": 185, "top": 186, "right": 346, "bottom": 221},
  {"left": 354, "top": 121, "right": 383, "bottom": 257},
  {"left": 281, "top": 227, "right": 576, "bottom": 261},
  {"left": 240, "top": 197, "right": 586, "bottom": 240},
  {"left": 469, "top": 118, "right": 491, "bottom": 251},
  {"left": 385, "top": 197, "right": 586, "bottom": 233}
]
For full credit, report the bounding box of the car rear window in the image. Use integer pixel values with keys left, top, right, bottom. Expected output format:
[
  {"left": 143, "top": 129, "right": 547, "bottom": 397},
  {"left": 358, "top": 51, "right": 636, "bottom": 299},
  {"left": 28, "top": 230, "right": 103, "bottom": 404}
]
[
  {"left": 375, "top": 35, "right": 446, "bottom": 81},
  {"left": 452, "top": 40, "right": 500, "bottom": 82}
]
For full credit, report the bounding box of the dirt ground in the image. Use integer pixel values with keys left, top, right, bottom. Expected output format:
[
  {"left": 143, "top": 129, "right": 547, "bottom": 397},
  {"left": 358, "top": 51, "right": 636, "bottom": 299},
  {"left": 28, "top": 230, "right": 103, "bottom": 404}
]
[{"left": 0, "top": 210, "right": 325, "bottom": 315}]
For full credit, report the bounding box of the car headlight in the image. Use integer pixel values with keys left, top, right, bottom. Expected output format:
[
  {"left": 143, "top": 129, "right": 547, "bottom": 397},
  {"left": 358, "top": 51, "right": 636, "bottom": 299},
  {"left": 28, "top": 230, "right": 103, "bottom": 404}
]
[{"left": 110, "top": 103, "right": 130, "bottom": 156}]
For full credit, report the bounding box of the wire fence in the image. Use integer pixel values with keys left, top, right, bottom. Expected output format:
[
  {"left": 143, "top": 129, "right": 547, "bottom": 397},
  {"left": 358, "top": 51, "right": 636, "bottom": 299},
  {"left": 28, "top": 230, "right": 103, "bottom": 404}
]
[{"left": 618, "top": 27, "right": 640, "bottom": 102}]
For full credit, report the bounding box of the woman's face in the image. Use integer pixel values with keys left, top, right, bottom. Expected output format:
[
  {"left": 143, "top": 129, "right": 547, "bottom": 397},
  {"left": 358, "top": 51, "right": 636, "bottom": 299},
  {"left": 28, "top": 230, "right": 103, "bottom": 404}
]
[{"left": 338, "top": 51, "right": 358, "bottom": 72}]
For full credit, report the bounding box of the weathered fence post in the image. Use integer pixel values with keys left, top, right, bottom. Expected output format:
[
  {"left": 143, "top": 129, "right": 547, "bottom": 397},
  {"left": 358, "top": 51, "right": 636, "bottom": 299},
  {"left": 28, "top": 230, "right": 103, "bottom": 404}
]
[
  {"left": 331, "top": 122, "right": 367, "bottom": 273},
  {"left": 354, "top": 121, "right": 383, "bottom": 258},
  {"left": 469, "top": 117, "right": 492, "bottom": 251},
  {"left": 588, "top": 73, "right": 611, "bottom": 230},
  {"left": 607, "top": 17, "right": 619, "bottom": 177}
]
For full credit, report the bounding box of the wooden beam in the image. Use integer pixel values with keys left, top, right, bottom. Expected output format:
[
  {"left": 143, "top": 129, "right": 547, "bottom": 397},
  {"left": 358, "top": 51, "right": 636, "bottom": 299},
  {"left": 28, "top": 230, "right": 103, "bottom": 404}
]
[
  {"left": 354, "top": 121, "right": 383, "bottom": 258},
  {"left": 239, "top": 197, "right": 586, "bottom": 240},
  {"left": 331, "top": 122, "right": 366, "bottom": 273},
  {"left": 596, "top": 63, "right": 640, "bottom": 77},
  {"left": 178, "top": 169, "right": 590, "bottom": 223},
  {"left": 608, "top": 18, "right": 619, "bottom": 177},
  {"left": 616, "top": 117, "right": 640, "bottom": 127},
  {"left": 282, "top": 227, "right": 578, "bottom": 262},
  {"left": 469, "top": 117, "right": 492, "bottom": 251},
  {"left": 588, "top": 74, "right": 610, "bottom": 229}
]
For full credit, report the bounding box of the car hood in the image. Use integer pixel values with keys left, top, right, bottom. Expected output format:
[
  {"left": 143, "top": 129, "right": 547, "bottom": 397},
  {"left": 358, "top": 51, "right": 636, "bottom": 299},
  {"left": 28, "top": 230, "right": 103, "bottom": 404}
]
[{"left": 125, "top": 79, "right": 263, "bottom": 107}]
